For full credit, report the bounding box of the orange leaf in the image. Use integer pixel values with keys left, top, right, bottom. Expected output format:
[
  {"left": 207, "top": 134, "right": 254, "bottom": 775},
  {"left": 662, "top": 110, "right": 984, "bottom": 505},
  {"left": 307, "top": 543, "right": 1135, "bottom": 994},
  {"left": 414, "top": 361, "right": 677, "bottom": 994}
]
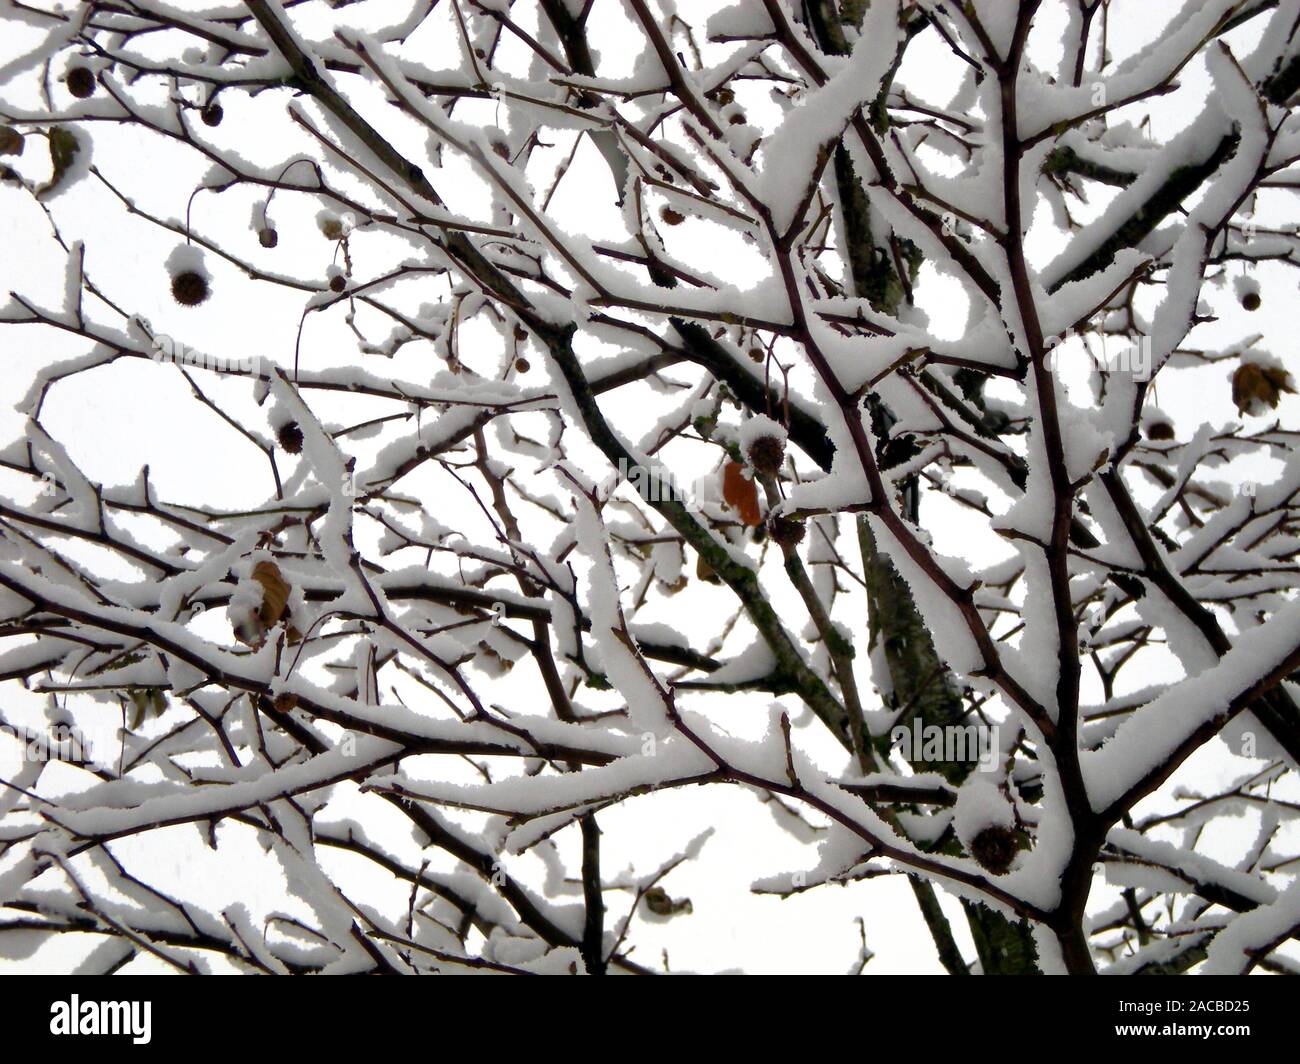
[{"left": 722, "top": 461, "right": 761, "bottom": 527}]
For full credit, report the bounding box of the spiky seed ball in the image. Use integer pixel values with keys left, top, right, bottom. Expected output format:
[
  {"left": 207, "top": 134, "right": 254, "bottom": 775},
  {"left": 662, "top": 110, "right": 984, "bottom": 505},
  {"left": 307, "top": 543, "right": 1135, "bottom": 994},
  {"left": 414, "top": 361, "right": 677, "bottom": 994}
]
[
  {"left": 258, "top": 227, "right": 278, "bottom": 249},
  {"left": 769, "top": 515, "right": 805, "bottom": 549},
  {"left": 1241, "top": 290, "right": 1261, "bottom": 311},
  {"left": 971, "top": 826, "right": 1019, "bottom": 875},
  {"left": 515, "top": 357, "right": 530, "bottom": 374},
  {"left": 277, "top": 422, "right": 303, "bottom": 454},
  {"left": 66, "top": 66, "right": 95, "bottom": 99},
  {"left": 1145, "top": 419, "right": 1175, "bottom": 441},
  {"left": 329, "top": 274, "right": 346, "bottom": 293},
  {"left": 747, "top": 433, "right": 786, "bottom": 477},
  {"left": 171, "top": 270, "right": 210, "bottom": 307},
  {"left": 319, "top": 215, "right": 344, "bottom": 240},
  {"left": 748, "top": 347, "right": 765, "bottom": 363},
  {"left": 660, "top": 206, "right": 685, "bottom": 226},
  {"left": 201, "top": 102, "right": 223, "bottom": 127}
]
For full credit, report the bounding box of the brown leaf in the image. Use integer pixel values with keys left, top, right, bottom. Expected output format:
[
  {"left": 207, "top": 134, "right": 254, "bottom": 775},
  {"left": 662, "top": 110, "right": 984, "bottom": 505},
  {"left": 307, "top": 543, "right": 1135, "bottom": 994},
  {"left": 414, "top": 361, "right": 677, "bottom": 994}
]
[
  {"left": 643, "top": 886, "right": 692, "bottom": 918},
  {"left": 253, "top": 560, "right": 290, "bottom": 626},
  {"left": 722, "top": 461, "right": 761, "bottom": 527},
  {"left": 1232, "top": 362, "right": 1295, "bottom": 415},
  {"left": 36, "top": 127, "right": 81, "bottom": 199},
  {"left": 695, "top": 554, "right": 720, "bottom": 584},
  {"left": 127, "top": 687, "right": 167, "bottom": 731}
]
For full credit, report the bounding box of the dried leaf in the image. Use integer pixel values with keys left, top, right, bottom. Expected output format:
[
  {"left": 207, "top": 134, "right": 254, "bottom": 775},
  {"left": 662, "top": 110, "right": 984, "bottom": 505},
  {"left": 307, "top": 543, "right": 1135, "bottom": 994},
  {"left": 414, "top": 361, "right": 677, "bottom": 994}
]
[
  {"left": 253, "top": 560, "right": 290, "bottom": 626},
  {"left": 722, "top": 461, "right": 761, "bottom": 527},
  {"left": 0, "top": 126, "right": 23, "bottom": 156},
  {"left": 233, "top": 561, "right": 292, "bottom": 647},
  {"left": 695, "top": 554, "right": 720, "bottom": 584},
  {"left": 37, "top": 127, "right": 81, "bottom": 199},
  {"left": 1232, "top": 362, "right": 1295, "bottom": 415},
  {"left": 127, "top": 687, "right": 167, "bottom": 731},
  {"left": 231, "top": 613, "right": 265, "bottom": 648},
  {"left": 643, "top": 886, "right": 692, "bottom": 918}
]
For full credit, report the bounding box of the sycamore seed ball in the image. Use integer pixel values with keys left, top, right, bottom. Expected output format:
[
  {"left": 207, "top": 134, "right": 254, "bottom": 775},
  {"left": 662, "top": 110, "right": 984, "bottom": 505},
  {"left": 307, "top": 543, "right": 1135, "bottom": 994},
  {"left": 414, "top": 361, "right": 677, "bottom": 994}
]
[
  {"left": 66, "top": 66, "right": 95, "bottom": 99},
  {"left": 769, "top": 515, "right": 805, "bottom": 549},
  {"left": 171, "top": 270, "right": 209, "bottom": 307},
  {"left": 971, "top": 826, "right": 1018, "bottom": 875},
  {"left": 277, "top": 422, "right": 304, "bottom": 454},
  {"left": 747, "top": 433, "right": 786, "bottom": 477}
]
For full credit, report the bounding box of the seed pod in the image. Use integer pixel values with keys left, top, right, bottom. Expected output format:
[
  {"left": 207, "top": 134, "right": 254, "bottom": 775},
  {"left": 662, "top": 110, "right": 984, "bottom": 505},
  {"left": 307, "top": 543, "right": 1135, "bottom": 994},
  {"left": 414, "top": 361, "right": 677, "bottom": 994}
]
[
  {"left": 258, "top": 227, "right": 278, "bottom": 248},
  {"left": 660, "top": 206, "right": 685, "bottom": 226},
  {"left": 1144, "top": 418, "right": 1175, "bottom": 441},
  {"left": 171, "top": 270, "right": 210, "bottom": 307},
  {"left": 970, "top": 826, "right": 1019, "bottom": 875},
  {"left": 1235, "top": 275, "right": 1261, "bottom": 311},
  {"left": 769, "top": 514, "right": 805, "bottom": 549},
  {"left": 329, "top": 273, "right": 346, "bottom": 293},
  {"left": 201, "top": 102, "right": 223, "bottom": 127},
  {"left": 746, "top": 434, "right": 785, "bottom": 477},
  {"left": 277, "top": 421, "right": 304, "bottom": 454},
  {"left": 66, "top": 66, "right": 95, "bottom": 99},
  {"left": 515, "top": 357, "right": 530, "bottom": 374}
]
